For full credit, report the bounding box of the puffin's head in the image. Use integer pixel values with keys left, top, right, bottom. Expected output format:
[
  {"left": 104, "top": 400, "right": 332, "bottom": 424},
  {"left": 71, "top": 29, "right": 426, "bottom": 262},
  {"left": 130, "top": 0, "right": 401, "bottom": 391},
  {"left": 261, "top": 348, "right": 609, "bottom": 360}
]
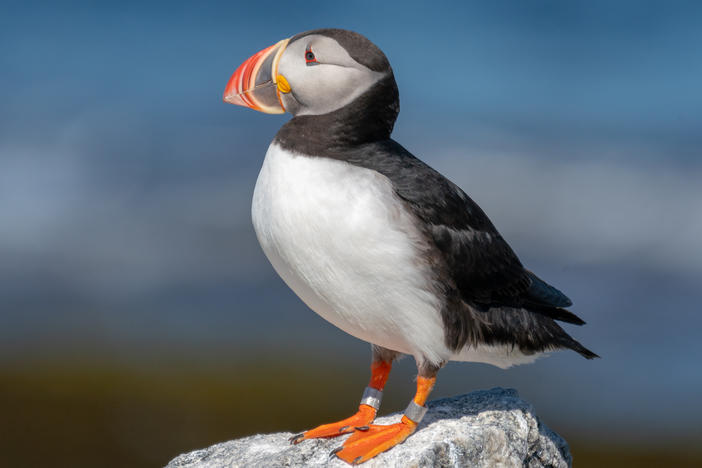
[{"left": 224, "top": 29, "right": 394, "bottom": 117}]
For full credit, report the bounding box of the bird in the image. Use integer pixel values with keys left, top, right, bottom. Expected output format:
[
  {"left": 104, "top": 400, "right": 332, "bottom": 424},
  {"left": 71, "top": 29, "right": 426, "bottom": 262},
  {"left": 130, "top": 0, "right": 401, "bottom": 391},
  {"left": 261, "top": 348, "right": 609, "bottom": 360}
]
[{"left": 223, "top": 28, "right": 598, "bottom": 465}]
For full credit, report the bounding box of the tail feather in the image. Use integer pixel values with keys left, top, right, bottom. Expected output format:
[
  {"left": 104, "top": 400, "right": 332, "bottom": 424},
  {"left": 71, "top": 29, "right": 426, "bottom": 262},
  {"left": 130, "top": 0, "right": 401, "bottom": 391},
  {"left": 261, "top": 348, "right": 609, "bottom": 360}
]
[
  {"left": 530, "top": 305, "right": 586, "bottom": 325},
  {"left": 559, "top": 335, "right": 600, "bottom": 359},
  {"left": 466, "top": 302, "right": 599, "bottom": 360},
  {"left": 523, "top": 271, "right": 588, "bottom": 325},
  {"left": 570, "top": 342, "right": 600, "bottom": 360}
]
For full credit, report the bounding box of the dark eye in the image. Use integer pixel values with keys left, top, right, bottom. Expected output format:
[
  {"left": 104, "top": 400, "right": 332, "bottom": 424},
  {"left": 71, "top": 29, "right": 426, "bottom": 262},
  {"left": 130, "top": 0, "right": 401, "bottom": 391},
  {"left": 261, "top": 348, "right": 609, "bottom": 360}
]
[{"left": 305, "top": 47, "right": 318, "bottom": 65}]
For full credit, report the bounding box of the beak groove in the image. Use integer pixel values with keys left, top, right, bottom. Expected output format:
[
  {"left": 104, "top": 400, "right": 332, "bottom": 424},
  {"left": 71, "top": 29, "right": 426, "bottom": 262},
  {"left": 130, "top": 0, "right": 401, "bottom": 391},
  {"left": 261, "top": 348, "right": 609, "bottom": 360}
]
[{"left": 223, "top": 38, "right": 290, "bottom": 114}]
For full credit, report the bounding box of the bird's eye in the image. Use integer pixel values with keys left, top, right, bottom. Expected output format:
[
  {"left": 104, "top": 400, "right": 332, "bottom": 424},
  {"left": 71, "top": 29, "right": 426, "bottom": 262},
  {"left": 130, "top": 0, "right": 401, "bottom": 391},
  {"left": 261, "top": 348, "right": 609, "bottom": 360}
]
[{"left": 305, "top": 47, "right": 318, "bottom": 65}]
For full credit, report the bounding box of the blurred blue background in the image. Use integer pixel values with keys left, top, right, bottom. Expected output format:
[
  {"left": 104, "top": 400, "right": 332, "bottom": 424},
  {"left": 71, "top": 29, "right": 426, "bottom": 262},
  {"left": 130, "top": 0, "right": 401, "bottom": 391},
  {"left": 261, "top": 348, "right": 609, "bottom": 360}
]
[{"left": 1, "top": 1, "right": 701, "bottom": 466}]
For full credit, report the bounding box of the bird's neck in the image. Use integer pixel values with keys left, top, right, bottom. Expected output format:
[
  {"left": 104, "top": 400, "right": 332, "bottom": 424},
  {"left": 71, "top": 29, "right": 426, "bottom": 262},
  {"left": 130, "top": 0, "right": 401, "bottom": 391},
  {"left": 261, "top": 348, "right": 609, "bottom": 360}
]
[{"left": 274, "top": 75, "right": 399, "bottom": 157}]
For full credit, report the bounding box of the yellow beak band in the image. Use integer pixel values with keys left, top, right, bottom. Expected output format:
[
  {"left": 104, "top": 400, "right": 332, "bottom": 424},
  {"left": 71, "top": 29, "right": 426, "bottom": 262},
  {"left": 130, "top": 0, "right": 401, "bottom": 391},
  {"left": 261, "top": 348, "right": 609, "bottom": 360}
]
[{"left": 276, "top": 74, "right": 291, "bottom": 94}]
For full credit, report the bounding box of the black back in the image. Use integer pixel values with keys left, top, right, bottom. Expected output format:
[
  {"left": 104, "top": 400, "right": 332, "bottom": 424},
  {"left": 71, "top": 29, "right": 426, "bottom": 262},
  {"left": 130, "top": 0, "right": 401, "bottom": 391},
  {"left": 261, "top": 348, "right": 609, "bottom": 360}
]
[{"left": 273, "top": 30, "right": 598, "bottom": 360}]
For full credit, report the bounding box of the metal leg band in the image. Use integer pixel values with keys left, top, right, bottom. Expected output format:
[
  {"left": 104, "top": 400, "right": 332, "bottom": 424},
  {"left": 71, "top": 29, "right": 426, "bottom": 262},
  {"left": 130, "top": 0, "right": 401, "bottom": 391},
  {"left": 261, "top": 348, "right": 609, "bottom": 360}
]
[
  {"left": 359, "top": 386, "right": 383, "bottom": 411},
  {"left": 403, "top": 400, "right": 428, "bottom": 423}
]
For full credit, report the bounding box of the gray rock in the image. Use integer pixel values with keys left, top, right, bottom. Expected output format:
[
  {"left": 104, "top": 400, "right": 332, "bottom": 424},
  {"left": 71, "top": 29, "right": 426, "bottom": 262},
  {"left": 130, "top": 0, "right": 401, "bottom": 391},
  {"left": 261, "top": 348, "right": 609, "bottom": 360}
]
[{"left": 167, "top": 387, "right": 571, "bottom": 468}]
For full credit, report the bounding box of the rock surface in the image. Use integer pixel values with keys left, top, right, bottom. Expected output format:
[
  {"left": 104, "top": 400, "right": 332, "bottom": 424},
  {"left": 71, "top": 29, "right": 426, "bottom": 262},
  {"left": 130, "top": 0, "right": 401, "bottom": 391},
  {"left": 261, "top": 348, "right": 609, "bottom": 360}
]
[{"left": 166, "top": 387, "right": 571, "bottom": 468}]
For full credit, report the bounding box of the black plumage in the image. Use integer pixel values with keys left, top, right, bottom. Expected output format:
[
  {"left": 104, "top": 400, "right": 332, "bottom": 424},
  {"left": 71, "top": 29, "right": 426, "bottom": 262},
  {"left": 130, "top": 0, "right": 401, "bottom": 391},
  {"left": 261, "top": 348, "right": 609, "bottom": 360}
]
[{"left": 274, "top": 29, "right": 598, "bottom": 361}]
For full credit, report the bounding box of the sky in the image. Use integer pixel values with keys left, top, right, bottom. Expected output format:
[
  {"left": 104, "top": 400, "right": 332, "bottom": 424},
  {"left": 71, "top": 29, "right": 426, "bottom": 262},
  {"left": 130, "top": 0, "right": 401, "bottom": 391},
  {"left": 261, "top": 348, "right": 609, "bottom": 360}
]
[{"left": 1, "top": 0, "right": 701, "bottom": 447}]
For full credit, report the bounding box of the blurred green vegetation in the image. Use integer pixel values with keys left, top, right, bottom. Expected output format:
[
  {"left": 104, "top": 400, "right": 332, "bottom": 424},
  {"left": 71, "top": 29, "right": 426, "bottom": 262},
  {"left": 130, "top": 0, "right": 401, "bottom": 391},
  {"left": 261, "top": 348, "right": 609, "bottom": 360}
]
[{"left": 2, "top": 357, "right": 700, "bottom": 468}]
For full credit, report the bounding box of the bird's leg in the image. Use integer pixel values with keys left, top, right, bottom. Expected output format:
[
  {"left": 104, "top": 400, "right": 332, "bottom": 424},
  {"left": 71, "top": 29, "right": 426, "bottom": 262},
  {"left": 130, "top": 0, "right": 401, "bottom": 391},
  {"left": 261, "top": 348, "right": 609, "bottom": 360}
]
[
  {"left": 333, "top": 363, "right": 438, "bottom": 465},
  {"left": 289, "top": 357, "right": 393, "bottom": 444}
]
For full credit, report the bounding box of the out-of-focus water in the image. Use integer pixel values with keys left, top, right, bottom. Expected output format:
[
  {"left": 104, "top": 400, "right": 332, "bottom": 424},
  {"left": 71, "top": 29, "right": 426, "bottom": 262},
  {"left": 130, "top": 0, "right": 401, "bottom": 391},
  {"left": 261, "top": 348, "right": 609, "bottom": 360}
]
[{"left": 2, "top": 1, "right": 701, "bottom": 467}]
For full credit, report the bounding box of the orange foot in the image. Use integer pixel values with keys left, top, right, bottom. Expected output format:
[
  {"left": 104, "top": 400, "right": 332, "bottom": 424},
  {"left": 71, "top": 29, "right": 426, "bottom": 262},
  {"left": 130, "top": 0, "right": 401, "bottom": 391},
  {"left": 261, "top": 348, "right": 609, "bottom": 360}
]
[
  {"left": 289, "top": 405, "right": 376, "bottom": 444},
  {"left": 333, "top": 416, "right": 417, "bottom": 464}
]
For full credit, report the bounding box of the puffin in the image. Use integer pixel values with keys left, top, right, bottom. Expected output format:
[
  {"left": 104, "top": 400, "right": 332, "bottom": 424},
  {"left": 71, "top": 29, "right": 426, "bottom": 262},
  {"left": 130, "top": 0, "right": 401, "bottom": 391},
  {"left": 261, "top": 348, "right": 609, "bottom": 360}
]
[{"left": 223, "top": 28, "right": 597, "bottom": 464}]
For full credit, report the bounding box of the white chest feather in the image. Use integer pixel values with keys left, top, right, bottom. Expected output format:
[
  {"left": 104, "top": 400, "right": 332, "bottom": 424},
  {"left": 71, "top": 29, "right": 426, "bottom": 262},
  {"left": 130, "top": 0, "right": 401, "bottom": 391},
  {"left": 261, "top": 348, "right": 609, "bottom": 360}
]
[{"left": 251, "top": 143, "right": 450, "bottom": 364}]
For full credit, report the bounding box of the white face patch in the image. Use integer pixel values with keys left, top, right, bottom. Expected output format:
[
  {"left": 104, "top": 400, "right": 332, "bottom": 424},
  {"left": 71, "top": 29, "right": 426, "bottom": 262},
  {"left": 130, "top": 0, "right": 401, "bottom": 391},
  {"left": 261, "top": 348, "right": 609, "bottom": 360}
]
[{"left": 277, "top": 35, "right": 385, "bottom": 116}]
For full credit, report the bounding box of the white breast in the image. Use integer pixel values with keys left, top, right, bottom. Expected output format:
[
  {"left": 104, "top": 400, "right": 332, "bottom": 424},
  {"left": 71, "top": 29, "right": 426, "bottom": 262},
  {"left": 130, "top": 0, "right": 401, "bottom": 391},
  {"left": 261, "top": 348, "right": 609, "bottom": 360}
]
[{"left": 251, "top": 143, "right": 451, "bottom": 365}]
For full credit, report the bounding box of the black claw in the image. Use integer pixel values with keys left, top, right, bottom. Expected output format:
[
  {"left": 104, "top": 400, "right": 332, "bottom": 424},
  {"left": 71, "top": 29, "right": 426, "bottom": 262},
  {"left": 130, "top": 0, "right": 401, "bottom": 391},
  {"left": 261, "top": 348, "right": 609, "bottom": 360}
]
[
  {"left": 338, "top": 425, "right": 350, "bottom": 433},
  {"left": 289, "top": 433, "right": 305, "bottom": 445},
  {"left": 329, "top": 446, "right": 343, "bottom": 459},
  {"left": 355, "top": 425, "right": 370, "bottom": 432}
]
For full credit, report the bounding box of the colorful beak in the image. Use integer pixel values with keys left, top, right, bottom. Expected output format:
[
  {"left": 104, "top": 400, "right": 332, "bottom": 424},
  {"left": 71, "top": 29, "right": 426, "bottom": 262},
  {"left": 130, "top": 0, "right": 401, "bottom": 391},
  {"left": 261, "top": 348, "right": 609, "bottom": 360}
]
[{"left": 223, "top": 38, "right": 290, "bottom": 114}]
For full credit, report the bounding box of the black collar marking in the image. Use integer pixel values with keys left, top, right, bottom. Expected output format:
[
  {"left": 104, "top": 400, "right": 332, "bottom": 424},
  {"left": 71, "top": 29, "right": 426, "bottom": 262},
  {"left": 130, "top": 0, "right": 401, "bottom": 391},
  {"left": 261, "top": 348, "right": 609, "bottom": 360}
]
[{"left": 274, "top": 74, "right": 399, "bottom": 154}]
